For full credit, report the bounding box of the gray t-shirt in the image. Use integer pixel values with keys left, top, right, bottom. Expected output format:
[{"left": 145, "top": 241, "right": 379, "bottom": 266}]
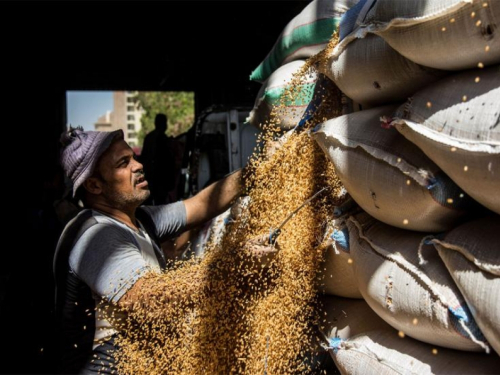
[{"left": 67, "top": 201, "right": 187, "bottom": 344}]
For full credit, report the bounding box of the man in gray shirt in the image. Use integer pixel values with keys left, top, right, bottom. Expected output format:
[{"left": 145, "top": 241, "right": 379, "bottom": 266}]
[{"left": 54, "top": 127, "right": 275, "bottom": 374}]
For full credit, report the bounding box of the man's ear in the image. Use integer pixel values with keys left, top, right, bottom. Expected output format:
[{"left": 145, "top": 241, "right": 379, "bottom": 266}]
[{"left": 82, "top": 177, "right": 103, "bottom": 195}]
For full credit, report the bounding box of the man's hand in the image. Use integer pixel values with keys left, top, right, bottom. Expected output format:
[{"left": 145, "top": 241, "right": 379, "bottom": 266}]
[{"left": 242, "top": 234, "right": 280, "bottom": 269}]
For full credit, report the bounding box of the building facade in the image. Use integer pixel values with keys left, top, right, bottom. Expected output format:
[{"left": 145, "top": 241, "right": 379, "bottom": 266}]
[{"left": 94, "top": 91, "right": 144, "bottom": 147}]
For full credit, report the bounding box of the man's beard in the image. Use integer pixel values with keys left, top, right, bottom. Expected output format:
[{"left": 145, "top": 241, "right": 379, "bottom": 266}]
[{"left": 101, "top": 182, "right": 150, "bottom": 209}]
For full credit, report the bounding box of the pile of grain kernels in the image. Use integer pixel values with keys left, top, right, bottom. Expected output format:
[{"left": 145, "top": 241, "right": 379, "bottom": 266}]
[{"left": 106, "top": 32, "right": 346, "bottom": 375}]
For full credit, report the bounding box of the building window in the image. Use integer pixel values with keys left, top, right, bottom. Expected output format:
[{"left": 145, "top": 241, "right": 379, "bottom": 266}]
[
  {"left": 128, "top": 124, "right": 135, "bottom": 130},
  {"left": 127, "top": 97, "right": 134, "bottom": 103},
  {"left": 128, "top": 132, "right": 137, "bottom": 139},
  {"left": 127, "top": 115, "right": 135, "bottom": 121},
  {"left": 127, "top": 106, "right": 135, "bottom": 112}
]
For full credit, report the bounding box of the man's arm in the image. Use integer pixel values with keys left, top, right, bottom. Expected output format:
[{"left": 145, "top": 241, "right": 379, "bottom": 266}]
[{"left": 183, "top": 169, "right": 244, "bottom": 230}]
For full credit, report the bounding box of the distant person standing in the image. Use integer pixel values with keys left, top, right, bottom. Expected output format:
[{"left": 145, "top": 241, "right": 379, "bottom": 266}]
[{"left": 140, "top": 114, "right": 175, "bottom": 204}]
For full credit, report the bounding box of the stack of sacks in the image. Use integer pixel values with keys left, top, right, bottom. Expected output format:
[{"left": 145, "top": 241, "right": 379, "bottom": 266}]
[
  {"left": 320, "top": 295, "right": 500, "bottom": 373},
  {"left": 335, "top": 0, "right": 500, "bottom": 71},
  {"left": 313, "top": 105, "right": 477, "bottom": 232},
  {"left": 320, "top": 0, "right": 500, "bottom": 109},
  {"left": 248, "top": 0, "right": 500, "bottom": 371},
  {"left": 247, "top": 0, "right": 359, "bottom": 129},
  {"left": 346, "top": 212, "right": 489, "bottom": 352}
]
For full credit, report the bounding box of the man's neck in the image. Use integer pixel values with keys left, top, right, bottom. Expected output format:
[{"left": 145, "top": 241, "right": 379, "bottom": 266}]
[{"left": 90, "top": 202, "right": 138, "bottom": 231}]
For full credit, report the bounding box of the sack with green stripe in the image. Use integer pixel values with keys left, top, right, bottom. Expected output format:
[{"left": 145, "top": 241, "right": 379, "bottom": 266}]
[
  {"left": 249, "top": 0, "right": 358, "bottom": 83},
  {"left": 247, "top": 60, "right": 317, "bottom": 130}
]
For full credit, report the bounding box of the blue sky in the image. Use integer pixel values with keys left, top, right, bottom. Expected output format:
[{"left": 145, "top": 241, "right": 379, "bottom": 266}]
[{"left": 66, "top": 91, "right": 113, "bottom": 131}]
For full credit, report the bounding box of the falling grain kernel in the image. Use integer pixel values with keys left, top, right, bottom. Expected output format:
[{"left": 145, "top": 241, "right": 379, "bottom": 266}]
[
  {"left": 485, "top": 45, "right": 490, "bottom": 52},
  {"left": 464, "top": 166, "right": 469, "bottom": 172},
  {"left": 447, "top": 198, "right": 454, "bottom": 204},
  {"left": 40, "top": 348, "right": 44, "bottom": 353},
  {"left": 471, "top": 11, "right": 476, "bottom": 18},
  {"left": 475, "top": 77, "right": 481, "bottom": 83},
  {"left": 476, "top": 20, "right": 482, "bottom": 27},
  {"left": 462, "top": 95, "right": 468, "bottom": 102},
  {"left": 451, "top": 147, "right": 457, "bottom": 152},
  {"left": 406, "top": 180, "right": 411, "bottom": 186},
  {"left": 347, "top": 258, "right": 353, "bottom": 264},
  {"left": 74, "top": 344, "right": 78, "bottom": 348},
  {"left": 478, "top": 62, "right": 484, "bottom": 68},
  {"left": 441, "top": 26, "right": 447, "bottom": 32},
  {"left": 460, "top": 193, "right": 465, "bottom": 198},
  {"left": 450, "top": 18, "right": 455, "bottom": 23},
  {"left": 397, "top": 158, "right": 402, "bottom": 163},
  {"left": 403, "top": 219, "right": 409, "bottom": 225},
  {"left": 398, "top": 331, "right": 406, "bottom": 338},
  {"left": 101, "top": 31, "right": 348, "bottom": 375},
  {"left": 412, "top": 318, "right": 418, "bottom": 325},
  {"left": 432, "top": 348, "right": 439, "bottom": 355},
  {"left": 426, "top": 101, "right": 432, "bottom": 108},
  {"left": 483, "top": 2, "right": 488, "bottom": 7}
]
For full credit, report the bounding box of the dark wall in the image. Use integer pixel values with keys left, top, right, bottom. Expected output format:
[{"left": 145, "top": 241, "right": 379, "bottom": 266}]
[{"left": 7, "top": 2, "right": 309, "bottom": 373}]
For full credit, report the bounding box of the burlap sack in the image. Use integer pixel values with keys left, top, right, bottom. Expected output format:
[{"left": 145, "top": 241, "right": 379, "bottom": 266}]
[
  {"left": 394, "top": 66, "right": 500, "bottom": 214},
  {"left": 319, "top": 219, "right": 362, "bottom": 298},
  {"left": 433, "top": 216, "right": 500, "bottom": 355},
  {"left": 329, "top": 329, "right": 500, "bottom": 375},
  {"left": 313, "top": 105, "right": 476, "bottom": 232},
  {"left": 320, "top": 295, "right": 393, "bottom": 341},
  {"left": 365, "top": 0, "right": 500, "bottom": 71},
  {"left": 322, "top": 34, "right": 447, "bottom": 107}
]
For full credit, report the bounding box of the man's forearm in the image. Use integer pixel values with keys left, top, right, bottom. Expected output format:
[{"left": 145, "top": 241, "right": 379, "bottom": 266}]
[{"left": 183, "top": 169, "right": 244, "bottom": 230}]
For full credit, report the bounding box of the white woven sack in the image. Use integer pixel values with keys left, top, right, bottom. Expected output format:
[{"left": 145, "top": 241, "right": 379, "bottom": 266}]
[
  {"left": 353, "top": 0, "right": 500, "bottom": 71},
  {"left": 319, "top": 218, "right": 362, "bottom": 298},
  {"left": 320, "top": 295, "right": 393, "bottom": 341},
  {"left": 185, "top": 208, "right": 231, "bottom": 259},
  {"left": 322, "top": 34, "right": 447, "bottom": 107},
  {"left": 393, "top": 66, "right": 500, "bottom": 214},
  {"left": 432, "top": 216, "right": 500, "bottom": 355},
  {"left": 230, "top": 195, "right": 251, "bottom": 222},
  {"left": 247, "top": 61, "right": 317, "bottom": 130},
  {"left": 347, "top": 213, "right": 489, "bottom": 352},
  {"left": 313, "top": 105, "right": 475, "bottom": 232},
  {"left": 328, "top": 329, "right": 500, "bottom": 375}
]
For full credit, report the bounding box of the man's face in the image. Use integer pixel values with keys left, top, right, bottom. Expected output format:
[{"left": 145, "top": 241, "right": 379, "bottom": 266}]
[{"left": 95, "top": 139, "right": 150, "bottom": 208}]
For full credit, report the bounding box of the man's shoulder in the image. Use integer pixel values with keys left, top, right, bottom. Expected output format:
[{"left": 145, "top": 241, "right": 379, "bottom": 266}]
[
  {"left": 68, "top": 212, "right": 136, "bottom": 262},
  {"left": 63, "top": 210, "right": 131, "bottom": 244}
]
